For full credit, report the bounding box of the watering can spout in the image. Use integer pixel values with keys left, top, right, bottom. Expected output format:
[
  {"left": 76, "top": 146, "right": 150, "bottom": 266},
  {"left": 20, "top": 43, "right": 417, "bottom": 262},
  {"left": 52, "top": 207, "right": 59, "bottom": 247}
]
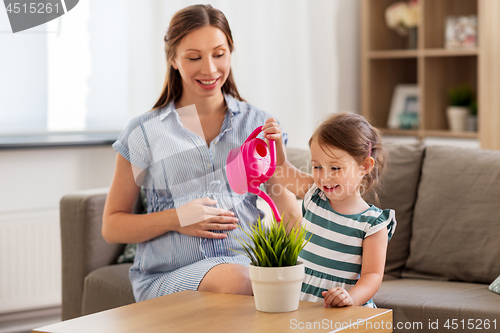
[
  {"left": 226, "top": 126, "right": 282, "bottom": 222},
  {"left": 252, "top": 188, "right": 282, "bottom": 222}
]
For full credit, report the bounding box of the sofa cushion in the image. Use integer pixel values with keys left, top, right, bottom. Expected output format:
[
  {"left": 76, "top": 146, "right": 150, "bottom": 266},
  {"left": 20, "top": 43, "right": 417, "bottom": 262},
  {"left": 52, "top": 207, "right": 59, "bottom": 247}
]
[
  {"left": 403, "top": 146, "right": 500, "bottom": 283},
  {"left": 490, "top": 275, "right": 500, "bottom": 294},
  {"left": 287, "top": 147, "right": 312, "bottom": 174},
  {"left": 81, "top": 264, "right": 135, "bottom": 315},
  {"left": 117, "top": 243, "right": 137, "bottom": 264},
  {"left": 364, "top": 143, "right": 424, "bottom": 278},
  {"left": 374, "top": 279, "right": 500, "bottom": 332}
]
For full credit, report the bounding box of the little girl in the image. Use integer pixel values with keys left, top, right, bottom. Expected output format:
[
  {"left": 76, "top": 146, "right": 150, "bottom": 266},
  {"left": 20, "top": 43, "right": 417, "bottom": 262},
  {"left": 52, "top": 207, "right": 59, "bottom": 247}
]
[{"left": 263, "top": 112, "right": 396, "bottom": 308}]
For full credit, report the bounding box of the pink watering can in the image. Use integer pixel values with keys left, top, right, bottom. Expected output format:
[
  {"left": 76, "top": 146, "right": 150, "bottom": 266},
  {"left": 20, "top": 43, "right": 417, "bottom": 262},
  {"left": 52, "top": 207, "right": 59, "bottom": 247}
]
[{"left": 226, "top": 126, "right": 281, "bottom": 222}]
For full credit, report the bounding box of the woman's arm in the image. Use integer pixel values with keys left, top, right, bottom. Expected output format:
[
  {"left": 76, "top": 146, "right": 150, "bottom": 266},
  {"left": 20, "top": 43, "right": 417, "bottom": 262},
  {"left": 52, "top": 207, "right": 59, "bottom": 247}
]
[
  {"left": 347, "top": 228, "right": 388, "bottom": 306},
  {"left": 102, "top": 154, "right": 179, "bottom": 244},
  {"left": 102, "top": 154, "right": 238, "bottom": 244}
]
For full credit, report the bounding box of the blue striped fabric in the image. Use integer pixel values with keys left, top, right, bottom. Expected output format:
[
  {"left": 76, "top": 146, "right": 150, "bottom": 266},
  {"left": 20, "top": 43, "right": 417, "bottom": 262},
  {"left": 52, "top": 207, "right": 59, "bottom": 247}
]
[
  {"left": 112, "top": 94, "right": 287, "bottom": 302},
  {"left": 298, "top": 184, "right": 396, "bottom": 308}
]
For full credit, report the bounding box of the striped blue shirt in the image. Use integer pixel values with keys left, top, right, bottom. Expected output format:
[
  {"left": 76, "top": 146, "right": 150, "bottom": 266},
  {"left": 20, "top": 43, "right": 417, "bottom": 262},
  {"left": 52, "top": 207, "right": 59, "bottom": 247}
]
[
  {"left": 299, "top": 184, "right": 396, "bottom": 307},
  {"left": 112, "top": 94, "right": 287, "bottom": 301}
]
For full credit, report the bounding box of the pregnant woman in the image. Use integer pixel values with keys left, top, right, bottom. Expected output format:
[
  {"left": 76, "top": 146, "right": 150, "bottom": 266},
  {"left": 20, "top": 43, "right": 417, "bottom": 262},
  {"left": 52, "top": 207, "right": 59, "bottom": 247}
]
[{"left": 102, "top": 4, "right": 298, "bottom": 302}]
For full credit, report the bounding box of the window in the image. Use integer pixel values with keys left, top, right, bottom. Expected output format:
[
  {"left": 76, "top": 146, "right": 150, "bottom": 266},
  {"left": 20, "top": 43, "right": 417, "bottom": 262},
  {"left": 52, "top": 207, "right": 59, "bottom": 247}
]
[{"left": 0, "top": 0, "right": 130, "bottom": 135}]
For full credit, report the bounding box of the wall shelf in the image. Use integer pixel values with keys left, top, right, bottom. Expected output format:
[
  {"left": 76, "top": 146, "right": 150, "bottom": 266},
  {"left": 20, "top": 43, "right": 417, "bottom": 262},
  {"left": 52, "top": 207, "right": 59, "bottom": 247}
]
[
  {"left": 380, "top": 128, "right": 478, "bottom": 139},
  {"left": 368, "top": 50, "right": 418, "bottom": 58},
  {"left": 361, "top": 0, "right": 500, "bottom": 149},
  {"left": 380, "top": 129, "right": 419, "bottom": 137},
  {"left": 423, "top": 130, "right": 478, "bottom": 139},
  {"left": 423, "top": 48, "right": 479, "bottom": 57},
  {"left": 369, "top": 49, "right": 479, "bottom": 59}
]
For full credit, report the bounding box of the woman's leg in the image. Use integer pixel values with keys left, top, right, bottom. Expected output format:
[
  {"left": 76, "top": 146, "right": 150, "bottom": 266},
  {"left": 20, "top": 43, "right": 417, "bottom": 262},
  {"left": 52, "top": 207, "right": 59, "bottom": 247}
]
[{"left": 198, "top": 263, "right": 253, "bottom": 295}]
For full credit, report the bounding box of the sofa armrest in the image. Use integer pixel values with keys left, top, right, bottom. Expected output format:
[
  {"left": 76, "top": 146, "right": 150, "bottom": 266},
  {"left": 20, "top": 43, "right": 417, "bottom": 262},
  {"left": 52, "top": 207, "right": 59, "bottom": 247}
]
[{"left": 60, "top": 188, "right": 126, "bottom": 320}]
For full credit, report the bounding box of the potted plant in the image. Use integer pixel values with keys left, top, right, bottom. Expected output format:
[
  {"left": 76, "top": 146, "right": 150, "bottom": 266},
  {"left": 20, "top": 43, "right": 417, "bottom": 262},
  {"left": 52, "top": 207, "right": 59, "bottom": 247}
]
[
  {"left": 468, "top": 100, "right": 478, "bottom": 132},
  {"left": 447, "top": 84, "right": 474, "bottom": 132},
  {"left": 232, "top": 215, "right": 311, "bottom": 313}
]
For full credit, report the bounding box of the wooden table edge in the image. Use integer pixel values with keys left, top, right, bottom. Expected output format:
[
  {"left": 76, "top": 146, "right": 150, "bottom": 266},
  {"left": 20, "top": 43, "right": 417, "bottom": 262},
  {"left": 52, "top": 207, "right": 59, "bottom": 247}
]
[
  {"left": 328, "top": 308, "right": 393, "bottom": 332},
  {"left": 32, "top": 291, "right": 393, "bottom": 333}
]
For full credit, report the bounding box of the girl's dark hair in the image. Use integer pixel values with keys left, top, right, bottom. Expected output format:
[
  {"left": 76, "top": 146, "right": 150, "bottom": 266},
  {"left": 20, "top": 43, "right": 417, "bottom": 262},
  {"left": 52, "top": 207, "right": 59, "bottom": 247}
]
[
  {"left": 308, "top": 112, "right": 387, "bottom": 201},
  {"left": 152, "top": 4, "right": 244, "bottom": 110}
]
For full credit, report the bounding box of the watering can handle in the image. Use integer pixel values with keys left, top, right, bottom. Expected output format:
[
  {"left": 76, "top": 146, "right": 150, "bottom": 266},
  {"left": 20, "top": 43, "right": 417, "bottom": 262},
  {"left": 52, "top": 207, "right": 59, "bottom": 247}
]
[
  {"left": 264, "top": 140, "right": 276, "bottom": 179},
  {"left": 244, "top": 126, "right": 264, "bottom": 143},
  {"left": 245, "top": 126, "right": 277, "bottom": 180}
]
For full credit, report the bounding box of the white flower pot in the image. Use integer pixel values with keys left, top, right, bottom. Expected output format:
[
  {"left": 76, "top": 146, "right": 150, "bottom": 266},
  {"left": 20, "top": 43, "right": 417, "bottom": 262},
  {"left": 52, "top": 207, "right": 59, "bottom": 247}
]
[
  {"left": 446, "top": 106, "right": 470, "bottom": 132},
  {"left": 249, "top": 261, "right": 305, "bottom": 313}
]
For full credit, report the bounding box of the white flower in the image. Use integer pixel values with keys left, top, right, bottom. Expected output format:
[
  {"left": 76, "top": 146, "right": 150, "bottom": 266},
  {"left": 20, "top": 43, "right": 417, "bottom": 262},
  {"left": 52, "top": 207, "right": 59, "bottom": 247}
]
[{"left": 385, "top": 0, "right": 420, "bottom": 36}]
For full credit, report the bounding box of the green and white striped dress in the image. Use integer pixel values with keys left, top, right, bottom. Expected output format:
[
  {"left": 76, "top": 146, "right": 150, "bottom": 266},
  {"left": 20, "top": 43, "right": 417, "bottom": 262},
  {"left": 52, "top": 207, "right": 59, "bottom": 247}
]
[{"left": 299, "top": 184, "right": 396, "bottom": 308}]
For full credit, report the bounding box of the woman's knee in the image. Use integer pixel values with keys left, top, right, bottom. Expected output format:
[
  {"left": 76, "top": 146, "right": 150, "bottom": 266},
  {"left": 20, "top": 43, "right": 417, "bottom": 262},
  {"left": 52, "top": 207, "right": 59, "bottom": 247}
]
[{"left": 198, "top": 264, "right": 252, "bottom": 295}]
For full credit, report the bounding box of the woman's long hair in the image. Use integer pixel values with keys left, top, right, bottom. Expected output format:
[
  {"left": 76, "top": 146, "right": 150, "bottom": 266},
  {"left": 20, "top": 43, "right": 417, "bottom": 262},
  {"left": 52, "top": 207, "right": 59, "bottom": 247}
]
[{"left": 152, "top": 4, "right": 244, "bottom": 110}]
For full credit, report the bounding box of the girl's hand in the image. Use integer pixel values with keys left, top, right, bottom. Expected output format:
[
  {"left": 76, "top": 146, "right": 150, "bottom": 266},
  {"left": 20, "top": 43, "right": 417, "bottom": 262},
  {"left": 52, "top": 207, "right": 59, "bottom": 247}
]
[
  {"left": 175, "top": 198, "right": 239, "bottom": 239},
  {"left": 262, "top": 118, "right": 286, "bottom": 165},
  {"left": 322, "top": 287, "right": 353, "bottom": 308}
]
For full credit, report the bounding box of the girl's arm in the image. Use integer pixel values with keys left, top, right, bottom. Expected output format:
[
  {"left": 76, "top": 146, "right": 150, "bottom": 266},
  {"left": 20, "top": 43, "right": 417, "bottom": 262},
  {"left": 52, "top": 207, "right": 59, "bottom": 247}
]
[
  {"left": 322, "top": 229, "right": 388, "bottom": 307},
  {"left": 265, "top": 142, "right": 302, "bottom": 231},
  {"left": 347, "top": 229, "right": 388, "bottom": 306},
  {"left": 274, "top": 160, "right": 314, "bottom": 200},
  {"left": 262, "top": 119, "right": 314, "bottom": 199},
  {"left": 102, "top": 154, "right": 237, "bottom": 244}
]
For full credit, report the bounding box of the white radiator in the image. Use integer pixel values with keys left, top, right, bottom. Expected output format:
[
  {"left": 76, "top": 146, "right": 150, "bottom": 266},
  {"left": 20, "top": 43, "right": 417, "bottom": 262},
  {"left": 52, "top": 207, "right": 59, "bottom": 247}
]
[{"left": 0, "top": 209, "right": 61, "bottom": 314}]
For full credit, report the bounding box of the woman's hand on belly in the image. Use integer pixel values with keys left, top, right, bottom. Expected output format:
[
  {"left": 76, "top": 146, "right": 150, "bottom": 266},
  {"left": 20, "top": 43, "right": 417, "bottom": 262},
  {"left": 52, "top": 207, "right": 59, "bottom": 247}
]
[{"left": 174, "top": 197, "right": 239, "bottom": 239}]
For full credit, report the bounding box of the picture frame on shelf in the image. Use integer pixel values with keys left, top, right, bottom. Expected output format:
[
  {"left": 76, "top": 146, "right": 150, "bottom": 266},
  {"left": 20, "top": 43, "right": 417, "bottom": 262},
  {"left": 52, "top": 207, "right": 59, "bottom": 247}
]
[
  {"left": 387, "top": 84, "right": 419, "bottom": 130},
  {"left": 445, "top": 15, "right": 478, "bottom": 49}
]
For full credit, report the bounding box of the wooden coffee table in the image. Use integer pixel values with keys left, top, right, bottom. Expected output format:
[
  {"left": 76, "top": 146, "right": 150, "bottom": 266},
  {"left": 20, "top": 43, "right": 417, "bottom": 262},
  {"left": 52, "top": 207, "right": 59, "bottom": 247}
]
[{"left": 33, "top": 291, "right": 392, "bottom": 332}]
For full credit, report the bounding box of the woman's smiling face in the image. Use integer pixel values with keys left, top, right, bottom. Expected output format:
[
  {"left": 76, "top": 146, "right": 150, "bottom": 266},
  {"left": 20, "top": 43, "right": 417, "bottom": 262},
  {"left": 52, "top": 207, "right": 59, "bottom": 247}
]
[
  {"left": 171, "top": 25, "right": 231, "bottom": 98},
  {"left": 310, "top": 140, "right": 369, "bottom": 207}
]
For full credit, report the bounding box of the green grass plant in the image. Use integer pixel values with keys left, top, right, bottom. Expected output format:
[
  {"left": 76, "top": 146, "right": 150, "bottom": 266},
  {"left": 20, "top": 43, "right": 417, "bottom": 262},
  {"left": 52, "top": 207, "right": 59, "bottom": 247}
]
[
  {"left": 231, "top": 215, "right": 311, "bottom": 267},
  {"left": 448, "top": 84, "right": 474, "bottom": 107}
]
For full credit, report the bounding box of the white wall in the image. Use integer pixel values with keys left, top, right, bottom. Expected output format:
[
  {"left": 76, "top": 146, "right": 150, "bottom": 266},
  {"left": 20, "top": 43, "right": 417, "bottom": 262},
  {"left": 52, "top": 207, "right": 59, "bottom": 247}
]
[
  {"left": 227, "top": 0, "right": 361, "bottom": 149},
  {"left": 0, "top": 147, "right": 116, "bottom": 212},
  {"left": 0, "top": 147, "right": 116, "bottom": 315}
]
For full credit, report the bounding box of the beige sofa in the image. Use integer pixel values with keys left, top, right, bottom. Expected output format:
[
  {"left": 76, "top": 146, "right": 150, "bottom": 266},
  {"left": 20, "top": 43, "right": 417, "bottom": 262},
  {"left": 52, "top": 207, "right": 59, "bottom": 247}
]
[{"left": 60, "top": 145, "right": 500, "bottom": 331}]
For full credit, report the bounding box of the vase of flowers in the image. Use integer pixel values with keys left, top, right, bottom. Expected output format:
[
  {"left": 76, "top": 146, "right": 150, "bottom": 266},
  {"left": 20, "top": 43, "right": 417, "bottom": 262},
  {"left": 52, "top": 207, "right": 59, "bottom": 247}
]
[
  {"left": 232, "top": 215, "right": 310, "bottom": 313},
  {"left": 385, "top": 0, "right": 420, "bottom": 49}
]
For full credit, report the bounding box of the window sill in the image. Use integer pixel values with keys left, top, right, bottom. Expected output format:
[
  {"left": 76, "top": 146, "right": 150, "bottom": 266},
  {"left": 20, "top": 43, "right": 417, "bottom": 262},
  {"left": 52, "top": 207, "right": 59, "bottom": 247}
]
[{"left": 0, "top": 132, "right": 120, "bottom": 150}]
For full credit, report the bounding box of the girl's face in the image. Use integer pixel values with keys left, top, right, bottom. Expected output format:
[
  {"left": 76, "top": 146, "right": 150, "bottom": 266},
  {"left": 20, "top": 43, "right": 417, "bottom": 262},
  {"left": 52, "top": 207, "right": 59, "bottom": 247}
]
[
  {"left": 171, "top": 26, "right": 231, "bottom": 99},
  {"left": 310, "top": 140, "right": 371, "bottom": 208}
]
